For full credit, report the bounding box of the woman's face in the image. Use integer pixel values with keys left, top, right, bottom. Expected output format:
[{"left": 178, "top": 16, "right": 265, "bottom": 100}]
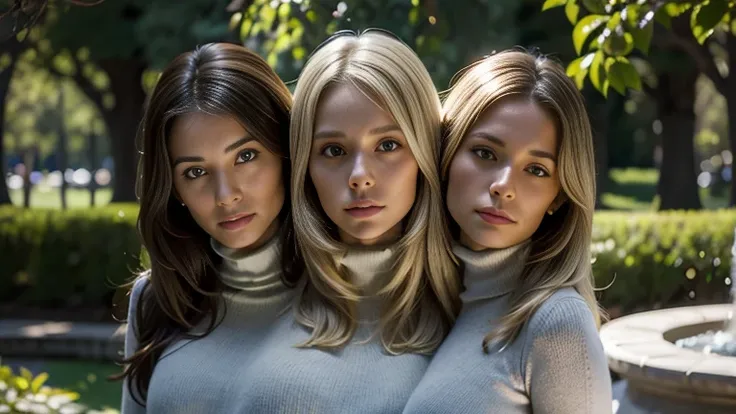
[
  {"left": 169, "top": 112, "right": 284, "bottom": 250},
  {"left": 309, "top": 83, "right": 419, "bottom": 246},
  {"left": 446, "top": 97, "right": 562, "bottom": 251}
]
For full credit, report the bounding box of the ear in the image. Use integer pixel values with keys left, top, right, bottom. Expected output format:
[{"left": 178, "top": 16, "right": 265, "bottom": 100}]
[{"left": 546, "top": 192, "right": 567, "bottom": 215}]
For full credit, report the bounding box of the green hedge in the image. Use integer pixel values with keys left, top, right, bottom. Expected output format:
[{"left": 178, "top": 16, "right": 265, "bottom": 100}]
[
  {"left": 592, "top": 210, "right": 736, "bottom": 314},
  {"left": 1, "top": 205, "right": 735, "bottom": 315},
  {"left": 0, "top": 204, "right": 141, "bottom": 307}
]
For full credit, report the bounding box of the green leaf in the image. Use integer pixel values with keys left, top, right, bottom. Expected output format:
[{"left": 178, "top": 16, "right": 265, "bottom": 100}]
[
  {"left": 542, "top": 0, "right": 567, "bottom": 11},
  {"left": 582, "top": 0, "right": 607, "bottom": 15},
  {"left": 14, "top": 376, "right": 29, "bottom": 391},
  {"left": 566, "top": 0, "right": 581, "bottom": 24},
  {"left": 590, "top": 50, "right": 608, "bottom": 96},
  {"left": 567, "top": 55, "right": 587, "bottom": 77},
  {"left": 617, "top": 58, "right": 642, "bottom": 91},
  {"left": 605, "top": 57, "right": 627, "bottom": 95},
  {"left": 567, "top": 54, "right": 593, "bottom": 90},
  {"left": 655, "top": 6, "right": 672, "bottom": 29},
  {"left": 20, "top": 367, "right": 33, "bottom": 381},
  {"left": 631, "top": 23, "right": 653, "bottom": 55},
  {"left": 573, "top": 15, "right": 610, "bottom": 55},
  {"left": 31, "top": 372, "right": 48, "bottom": 393},
  {"left": 603, "top": 32, "right": 635, "bottom": 56},
  {"left": 691, "top": 0, "right": 729, "bottom": 44}
]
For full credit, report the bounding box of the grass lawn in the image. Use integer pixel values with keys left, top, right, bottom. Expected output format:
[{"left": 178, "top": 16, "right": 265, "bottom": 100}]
[
  {"left": 9, "top": 187, "right": 112, "bottom": 209},
  {"left": 601, "top": 168, "right": 728, "bottom": 210},
  {"left": 2, "top": 357, "right": 122, "bottom": 412},
  {"left": 43, "top": 358, "right": 122, "bottom": 411}
]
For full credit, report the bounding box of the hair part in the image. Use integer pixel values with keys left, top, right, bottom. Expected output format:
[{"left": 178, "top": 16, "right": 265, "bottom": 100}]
[
  {"left": 290, "top": 31, "right": 460, "bottom": 354},
  {"left": 441, "top": 49, "right": 605, "bottom": 352},
  {"left": 113, "top": 42, "right": 301, "bottom": 405}
]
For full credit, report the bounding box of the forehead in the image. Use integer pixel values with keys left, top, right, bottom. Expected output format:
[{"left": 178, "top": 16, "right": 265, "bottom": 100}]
[
  {"left": 169, "top": 112, "right": 247, "bottom": 154},
  {"left": 468, "top": 97, "right": 558, "bottom": 151},
  {"left": 313, "top": 82, "right": 395, "bottom": 132}
]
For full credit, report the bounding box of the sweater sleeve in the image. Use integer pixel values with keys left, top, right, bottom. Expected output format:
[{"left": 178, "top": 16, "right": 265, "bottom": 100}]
[
  {"left": 522, "top": 296, "right": 613, "bottom": 414},
  {"left": 121, "top": 275, "right": 149, "bottom": 414}
]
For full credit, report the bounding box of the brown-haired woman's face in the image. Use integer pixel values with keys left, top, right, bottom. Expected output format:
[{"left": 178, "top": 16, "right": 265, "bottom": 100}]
[
  {"left": 309, "top": 83, "right": 419, "bottom": 246},
  {"left": 446, "top": 97, "right": 562, "bottom": 251},
  {"left": 169, "top": 112, "right": 284, "bottom": 250}
]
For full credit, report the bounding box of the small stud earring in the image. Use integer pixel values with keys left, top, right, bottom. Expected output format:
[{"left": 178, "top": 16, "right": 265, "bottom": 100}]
[
  {"left": 547, "top": 209, "right": 554, "bottom": 215},
  {"left": 181, "top": 202, "right": 186, "bottom": 207}
]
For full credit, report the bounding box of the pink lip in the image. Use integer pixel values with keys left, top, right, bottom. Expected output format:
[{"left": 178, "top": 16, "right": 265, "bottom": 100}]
[
  {"left": 476, "top": 207, "right": 515, "bottom": 225},
  {"left": 345, "top": 206, "right": 384, "bottom": 218},
  {"left": 218, "top": 213, "right": 255, "bottom": 230}
]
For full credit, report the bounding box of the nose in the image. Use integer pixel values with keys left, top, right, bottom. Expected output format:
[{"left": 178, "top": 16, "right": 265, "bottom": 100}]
[
  {"left": 348, "top": 153, "right": 375, "bottom": 190},
  {"left": 489, "top": 166, "right": 515, "bottom": 200},
  {"left": 215, "top": 171, "right": 243, "bottom": 207}
]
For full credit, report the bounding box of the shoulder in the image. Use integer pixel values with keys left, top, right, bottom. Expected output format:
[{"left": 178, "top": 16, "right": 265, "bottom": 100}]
[
  {"left": 528, "top": 287, "right": 597, "bottom": 336},
  {"left": 126, "top": 271, "right": 151, "bottom": 327}
]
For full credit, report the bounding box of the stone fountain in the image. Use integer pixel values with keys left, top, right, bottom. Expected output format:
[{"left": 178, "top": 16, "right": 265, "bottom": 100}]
[{"left": 601, "top": 233, "right": 736, "bottom": 413}]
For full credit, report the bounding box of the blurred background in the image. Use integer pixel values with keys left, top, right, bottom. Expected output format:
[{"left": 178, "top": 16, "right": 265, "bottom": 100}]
[{"left": 1, "top": 0, "right": 735, "bottom": 412}]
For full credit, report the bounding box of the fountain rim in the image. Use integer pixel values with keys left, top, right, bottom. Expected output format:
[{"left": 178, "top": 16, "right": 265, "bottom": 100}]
[{"left": 600, "top": 303, "right": 736, "bottom": 406}]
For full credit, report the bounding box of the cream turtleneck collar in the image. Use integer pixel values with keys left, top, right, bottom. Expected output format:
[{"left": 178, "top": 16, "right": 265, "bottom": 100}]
[{"left": 453, "top": 240, "right": 531, "bottom": 303}]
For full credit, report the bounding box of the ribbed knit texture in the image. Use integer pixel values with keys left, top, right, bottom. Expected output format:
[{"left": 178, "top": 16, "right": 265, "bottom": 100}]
[
  {"left": 121, "top": 242, "right": 429, "bottom": 413},
  {"left": 403, "top": 241, "right": 613, "bottom": 414}
]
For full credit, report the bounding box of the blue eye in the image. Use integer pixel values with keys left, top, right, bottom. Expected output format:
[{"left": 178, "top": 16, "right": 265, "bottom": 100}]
[
  {"left": 472, "top": 148, "right": 496, "bottom": 160},
  {"left": 237, "top": 149, "right": 259, "bottom": 163},
  {"left": 184, "top": 167, "right": 206, "bottom": 180},
  {"left": 378, "top": 140, "right": 400, "bottom": 152},
  {"left": 322, "top": 145, "right": 346, "bottom": 157}
]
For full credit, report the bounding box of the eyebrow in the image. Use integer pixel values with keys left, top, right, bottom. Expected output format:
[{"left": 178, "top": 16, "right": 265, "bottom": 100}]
[
  {"left": 172, "top": 136, "right": 254, "bottom": 167},
  {"left": 313, "top": 124, "right": 402, "bottom": 140},
  {"left": 469, "top": 132, "right": 557, "bottom": 163}
]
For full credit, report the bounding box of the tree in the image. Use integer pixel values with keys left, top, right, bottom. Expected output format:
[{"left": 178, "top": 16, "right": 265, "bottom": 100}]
[
  {"left": 0, "top": 33, "right": 25, "bottom": 205},
  {"left": 542, "top": 0, "right": 735, "bottom": 209}
]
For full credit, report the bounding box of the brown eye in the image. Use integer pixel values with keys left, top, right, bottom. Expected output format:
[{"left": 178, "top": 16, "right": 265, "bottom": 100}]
[
  {"left": 472, "top": 148, "right": 496, "bottom": 160},
  {"left": 184, "top": 167, "right": 206, "bottom": 179},
  {"left": 237, "top": 149, "right": 259, "bottom": 163},
  {"left": 322, "top": 145, "right": 346, "bottom": 157}
]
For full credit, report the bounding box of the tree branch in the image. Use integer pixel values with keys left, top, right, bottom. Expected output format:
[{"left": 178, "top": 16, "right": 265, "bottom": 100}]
[{"left": 46, "top": 56, "right": 106, "bottom": 112}]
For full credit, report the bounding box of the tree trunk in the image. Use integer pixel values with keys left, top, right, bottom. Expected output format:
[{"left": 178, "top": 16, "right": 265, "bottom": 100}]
[
  {"left": 98, "top": 59, "right": 146, "bottom": 203},
  {"left": 587, "top": 90, "right": 614, "bottom": 209},
  {"left": 656, "top": 71, "right": 702, "bottom": 210},
  {"left": 21, "top": 148, "right": 34, "bottom": 208},
  {"left": 57, "top": 87, "right": 68, "bottom": 210},
  {"left": 727, "top": 35, "right": 736, "bottom": 207},
  {"left": 88, "top": 133, "right": 98, "bottom": 206},
  {"left": 0, "top": 37, "right": 24, "bottom": 205}
]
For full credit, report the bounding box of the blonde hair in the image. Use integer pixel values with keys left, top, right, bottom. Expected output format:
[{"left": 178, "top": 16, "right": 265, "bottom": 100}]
[
  {"left": 441, "top": 50, "right": 605, "bottom": 351},
  {"left": 290, "top": 31, "right": 460, "bottom": 354}
]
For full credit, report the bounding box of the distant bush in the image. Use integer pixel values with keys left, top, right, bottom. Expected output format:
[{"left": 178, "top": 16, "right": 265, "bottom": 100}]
[
  {"left": 593, "top": 210, "right": 736, "bottom": 314},
  {"left": 0, "top": 204, "right": 141, "bottom": 307}
]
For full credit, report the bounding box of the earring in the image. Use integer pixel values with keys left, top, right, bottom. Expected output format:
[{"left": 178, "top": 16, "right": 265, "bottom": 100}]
[
  {"left": 181, "top": 202, "right": 186, "bottom": 207},
  {"left": 547, "top": 209, "right": 554, "bottom": 215}
]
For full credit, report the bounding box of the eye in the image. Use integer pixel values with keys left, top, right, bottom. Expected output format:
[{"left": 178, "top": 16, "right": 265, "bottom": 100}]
[
  {"left": 527, "top": 165, "right": 550, "bottom": 177},
  {"left": 472, "top": 148, "right": 496, "bottom": 160},
  {"left": 377, "top": 140, "right": 401, "bottom": 152},
  {"left": 184, "top": 167, "right": 206, "bottom": 179},
  {"left": 321, "top": 145, "right": 346, "bottom": 158},
  {"left": 236, "top": 149, "right": 259, "bottom": 164}
]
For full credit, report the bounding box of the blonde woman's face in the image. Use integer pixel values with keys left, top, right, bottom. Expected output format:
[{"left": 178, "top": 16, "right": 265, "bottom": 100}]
[
  {"left": 309, "top": 83, "right": 419, "bottom": 246},
  {"left": 169, "top": 112, "right": 284, "bottom": 250},
  {"left": 447, "top": 98, "right": 562, "bottom": 251}
]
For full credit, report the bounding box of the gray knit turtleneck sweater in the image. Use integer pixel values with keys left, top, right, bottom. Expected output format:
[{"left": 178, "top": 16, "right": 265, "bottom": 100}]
[
  {"left": 403, "top": 241, "right": 613, "bottom": 414},
  {"left": 121, "top": 240, "right": 429, "bottom": 413}
]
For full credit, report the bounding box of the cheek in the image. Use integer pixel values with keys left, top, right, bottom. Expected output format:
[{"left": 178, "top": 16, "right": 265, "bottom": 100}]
[
  {"left": 308, "top": 160, "right": 337, "bottom": 208},
  {"left": 446, "top": 154, "right": 479, "bottom": 217},
  {"left": 251, "top": 160, "right": 286, "bottom": 212}
]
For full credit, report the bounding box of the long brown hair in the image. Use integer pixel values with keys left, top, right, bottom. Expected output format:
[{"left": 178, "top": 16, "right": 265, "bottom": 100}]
[
  {"left": 114, "top": 42, "right": 300, "bottom": 405},
  {"left": 441, "top": 50, "right": 604, "bottom": 351}
]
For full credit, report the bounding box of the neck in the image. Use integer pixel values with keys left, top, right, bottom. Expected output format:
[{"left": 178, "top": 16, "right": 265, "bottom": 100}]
[{"left": 453, "top": 240, "right": 531, "bottom": 303}]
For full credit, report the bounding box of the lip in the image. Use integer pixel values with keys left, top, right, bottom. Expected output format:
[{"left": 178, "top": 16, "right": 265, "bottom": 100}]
[
  {"left": 476, "top": 207, "right": 515, "bottom": 225},
  {"left": 218, "top": 212, "right": 256, "bottom": 231},
  {"left": 344, "top": 199, "right": 384, "bottom": 219}
]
